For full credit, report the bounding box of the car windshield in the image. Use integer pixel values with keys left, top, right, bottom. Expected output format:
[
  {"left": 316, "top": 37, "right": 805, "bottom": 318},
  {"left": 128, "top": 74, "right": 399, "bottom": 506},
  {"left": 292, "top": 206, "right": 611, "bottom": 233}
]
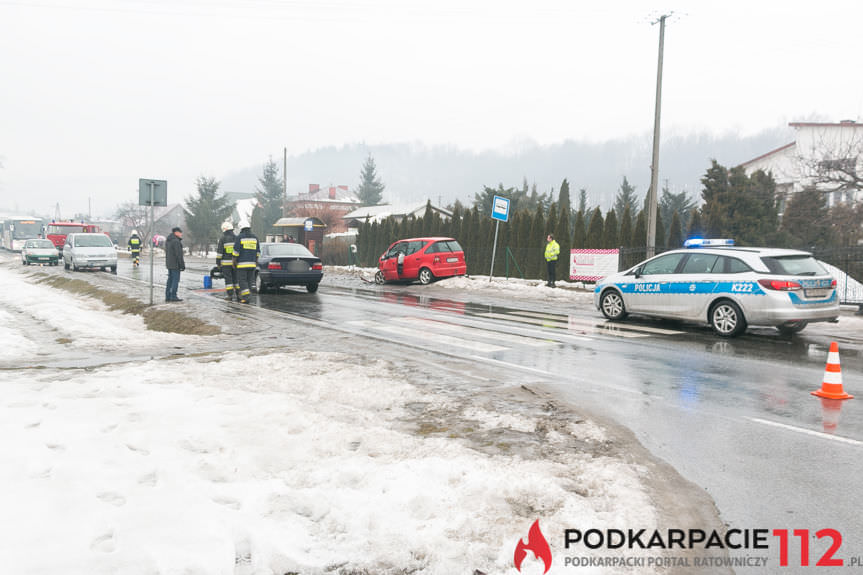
[
  {"left": 27, "top": 239, "right": 55, "bottom": 249},
  {"left": 74, "top": 235, "right": 112, "bottom": 248},
  {"left": 761, "top": 255, "right": 827, "bottom": 276},
  {"left": 264, "top": 243, "right": 314, "bottom": 258}
]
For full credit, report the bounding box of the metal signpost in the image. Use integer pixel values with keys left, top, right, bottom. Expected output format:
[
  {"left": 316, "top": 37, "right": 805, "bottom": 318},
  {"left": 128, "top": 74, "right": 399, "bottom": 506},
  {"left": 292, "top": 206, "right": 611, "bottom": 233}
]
[
  {"left": 489, "top": 195, "right": 510, "bottom": 282},
  {"left": 138, "top": 179, "right": 167, "bottom": 305}
]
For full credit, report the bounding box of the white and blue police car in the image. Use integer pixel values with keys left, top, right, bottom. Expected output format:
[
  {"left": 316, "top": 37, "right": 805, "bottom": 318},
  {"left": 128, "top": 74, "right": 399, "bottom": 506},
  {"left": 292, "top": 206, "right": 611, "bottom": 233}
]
[{"left": 593, "top": 239, "right": 840, "bottom": 337}]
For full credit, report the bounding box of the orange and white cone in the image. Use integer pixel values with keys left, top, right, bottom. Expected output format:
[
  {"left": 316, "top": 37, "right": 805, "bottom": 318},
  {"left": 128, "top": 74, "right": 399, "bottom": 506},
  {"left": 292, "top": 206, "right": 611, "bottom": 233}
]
[{"left": 811, "top": 342, "right": 853, "bottom": 400}]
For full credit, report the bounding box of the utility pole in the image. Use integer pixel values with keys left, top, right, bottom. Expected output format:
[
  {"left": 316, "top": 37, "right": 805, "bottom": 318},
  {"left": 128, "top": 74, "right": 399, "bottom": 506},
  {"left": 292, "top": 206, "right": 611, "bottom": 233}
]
[
  {"left": 647, "top": 13, "right": 669, "bottom": 259},
  {"left": 283, "top": 147, "right": 287, "bottom": 217}
]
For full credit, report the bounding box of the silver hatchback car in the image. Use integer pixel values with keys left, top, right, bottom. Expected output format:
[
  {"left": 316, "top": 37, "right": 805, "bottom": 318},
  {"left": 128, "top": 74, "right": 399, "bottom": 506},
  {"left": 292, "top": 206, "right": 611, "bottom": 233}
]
[{"left": 594, "top": 240, "right": 840, "bottom": 337}]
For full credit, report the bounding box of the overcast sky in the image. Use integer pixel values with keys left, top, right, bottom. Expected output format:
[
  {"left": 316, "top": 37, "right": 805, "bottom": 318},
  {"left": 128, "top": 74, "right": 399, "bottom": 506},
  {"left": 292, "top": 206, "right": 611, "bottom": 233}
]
[{"left": 1, "top": 0, "right": 861, "bottom": 218}]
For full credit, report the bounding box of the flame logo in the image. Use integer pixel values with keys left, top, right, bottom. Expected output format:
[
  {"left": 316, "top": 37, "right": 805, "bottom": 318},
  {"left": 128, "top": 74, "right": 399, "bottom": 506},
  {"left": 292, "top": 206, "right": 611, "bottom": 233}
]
[{"left": 514, "top": 520, "right": 552, "bottom": 574}]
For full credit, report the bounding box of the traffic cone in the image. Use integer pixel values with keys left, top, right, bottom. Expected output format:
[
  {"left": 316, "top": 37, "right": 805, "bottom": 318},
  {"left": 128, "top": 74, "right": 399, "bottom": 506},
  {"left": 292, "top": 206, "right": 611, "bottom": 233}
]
[
  {"left": 819, "top": 397, "right": 844, "bottom": 434},
  {"left": 811, "top": 342, "right": 853, "bottom": 400}
]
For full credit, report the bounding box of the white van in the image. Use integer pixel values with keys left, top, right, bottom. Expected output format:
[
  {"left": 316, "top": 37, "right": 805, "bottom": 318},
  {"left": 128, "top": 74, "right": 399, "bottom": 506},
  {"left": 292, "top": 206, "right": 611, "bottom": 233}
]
[{"left": 63, "top": 233, "right": 117, "bottom": 273}]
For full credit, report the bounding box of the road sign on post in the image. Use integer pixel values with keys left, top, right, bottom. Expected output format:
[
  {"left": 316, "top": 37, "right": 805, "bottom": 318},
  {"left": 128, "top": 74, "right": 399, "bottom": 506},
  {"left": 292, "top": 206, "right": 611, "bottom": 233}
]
[
  {"left": 138, "top": 179, "right": 167, "bottom": 306},
  {"left": 489, "top": 195, "right": 511, "bottom": 282},
  {"left": 492, "top": 195, "right": 510, "bottom": 222}
]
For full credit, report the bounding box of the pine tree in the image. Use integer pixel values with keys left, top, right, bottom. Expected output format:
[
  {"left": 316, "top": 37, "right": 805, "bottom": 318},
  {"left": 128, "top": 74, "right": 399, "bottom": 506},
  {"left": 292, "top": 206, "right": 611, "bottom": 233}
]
[
  {"left": 619, "top": 205, "right": 633, "bottom": 247},
  {"left": 687, "top": 209, "right": 704, "bottom": 239},
  {"left": 586, "top": 207, "right": 604, "bottom": 248},
  {"left": 528, "top": 204, "right": 545, "bottom": 279},
  {"left": 668, "top": 211, "right": 683, "bottom": 249},
  {"left": 572, "top": 210, "right": 586, "bottom": 248},
  {"left": 603, "top": 209, "right": 619, "bottom": 248},
  {"left": 614, "top": 177, "right": 639, "bottom": 231},
  {"left": 355, "top": 154, "right": 385, "bottom": 206},
  {"left": 252, "top": 157, "right": 284, "bottom": 240},
  {"left": 183, "top": 176, "right": 233, "bottom": 254},
  {"left": 781, "top": 188, "right": 831, "bottom": 249},
  {"left": 555, "top": 179, "right": 572, "bottom": 279}
]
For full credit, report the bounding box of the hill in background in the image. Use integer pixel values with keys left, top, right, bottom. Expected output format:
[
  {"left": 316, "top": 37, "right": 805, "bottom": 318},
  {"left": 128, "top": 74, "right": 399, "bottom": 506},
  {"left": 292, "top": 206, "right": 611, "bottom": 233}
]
[{"left": 221, "top": 126, "right": 793, "bottom": 210}]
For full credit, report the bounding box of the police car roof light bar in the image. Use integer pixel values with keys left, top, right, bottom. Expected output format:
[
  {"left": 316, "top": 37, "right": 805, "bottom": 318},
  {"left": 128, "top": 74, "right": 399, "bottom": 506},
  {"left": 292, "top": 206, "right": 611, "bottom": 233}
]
[{"left": 684, "top": 238, "right": 735, "bottom": 248}]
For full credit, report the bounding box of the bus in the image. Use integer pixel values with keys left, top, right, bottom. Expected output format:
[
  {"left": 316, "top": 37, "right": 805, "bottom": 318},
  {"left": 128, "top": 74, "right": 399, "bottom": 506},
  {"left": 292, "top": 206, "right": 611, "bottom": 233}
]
[
  {"left": 1, "top": 216, "right": 46, "bottom": 251},
  {"left": 45, "top": 221, "right": 103, "bottom": 252}
]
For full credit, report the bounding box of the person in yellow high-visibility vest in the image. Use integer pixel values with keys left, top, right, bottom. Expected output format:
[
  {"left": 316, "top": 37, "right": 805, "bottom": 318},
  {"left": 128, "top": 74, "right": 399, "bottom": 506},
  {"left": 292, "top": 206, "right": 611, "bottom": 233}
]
[
  {"left": 232, "top": 221, "right": 260, "bottom": 304},
  {"left": 544, "top": 233, "right": 560, "bottom": 287}
]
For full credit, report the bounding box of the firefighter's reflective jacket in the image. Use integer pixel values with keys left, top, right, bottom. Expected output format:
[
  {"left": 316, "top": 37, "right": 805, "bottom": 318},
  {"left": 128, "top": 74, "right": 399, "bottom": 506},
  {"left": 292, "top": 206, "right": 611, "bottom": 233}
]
[
  {"left": 216, "top": 230, "right": 236, "bottom": 267},
  {"left": 232, "top": 230, "right": 260, "bottom": 269},
  {"left": 128, "top": 235, "right": 141, "bottom": 253}
]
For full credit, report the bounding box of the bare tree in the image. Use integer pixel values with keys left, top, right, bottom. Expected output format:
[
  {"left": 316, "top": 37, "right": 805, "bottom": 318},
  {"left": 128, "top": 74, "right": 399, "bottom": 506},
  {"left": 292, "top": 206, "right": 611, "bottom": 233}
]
[
  {"left": 113, "top": 201, "right": 150, "bottom": 244},
  {"left": 795, "top": 125, "right": 863, "bottom": 198}
]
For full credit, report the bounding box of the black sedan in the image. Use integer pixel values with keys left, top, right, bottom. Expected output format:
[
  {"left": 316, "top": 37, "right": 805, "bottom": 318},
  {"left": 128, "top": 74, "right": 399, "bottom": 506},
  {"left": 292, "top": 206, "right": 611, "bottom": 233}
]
[{"left": 255, "top": 242, "right": 323, "bottom": 293}]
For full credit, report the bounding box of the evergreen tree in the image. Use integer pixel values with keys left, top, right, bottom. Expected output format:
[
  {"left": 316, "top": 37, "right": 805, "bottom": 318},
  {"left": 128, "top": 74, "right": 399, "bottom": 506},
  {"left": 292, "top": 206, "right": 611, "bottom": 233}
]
[
  {"left": 183, "top": 175, "right": 233, "bottom": 254},
  {"left": 586, "top": 207, "right": 604, "bottom": 248},
  {"left": 602, "top": 209, "right": 619, "bottom": 248},
  {"left": 554, "top": 179, "right": 572, "bottom": 281},
  {"left": 655, "top": 210, "right": 666, "bottom": 251},
  {"left": 355, "top": 154, "right": 385, "bottom": 206},
  {"left": 528, "top": 204, "right": 545, "bottom": 278},
  {"left": 421, "top": 200, "right": 434, "bottom": 236},
  {"left": 614, "top": 177, "right": 639, "bottom": 231},
  {"left": 572, "top": 210, "right": 586, "bottom": 248},
  {"left": 781, "top": 188, "right": 831, "bottom": 249},
  {"left": 632, "top": 211, "right": 646, "bottom": 248},
  {"left": 687, "top": 209, "right": 704, "bottom": 239},
  {"left": 577, "top": 188, "right": 590, "bottom": 216},
  {"left": 619, "top": 205, "right": 633, "bottom": 247},
  {"left": 668, "top": 211, "right": 683, "bottom": 249},
  {"left": 700, "top": 160, "right": 779, "bottom": 245},
  {"left": 252, "top": 157, "right": 284, "bottom": 240},
  {"left": 659, "top": 185, "right": 697, "bottom": 238}
]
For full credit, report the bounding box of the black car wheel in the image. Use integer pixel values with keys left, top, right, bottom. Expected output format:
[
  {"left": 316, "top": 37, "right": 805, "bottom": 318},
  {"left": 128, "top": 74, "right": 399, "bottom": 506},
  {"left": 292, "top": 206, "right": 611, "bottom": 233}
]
[
  {"left": 709, "top": 300, "right": 747, "bottom": 337},
  {"left": 777, "top": 321, "right": 807, "bottom": 336},
  {"left": 418, "top": 267, "right": 434, "bottom": 285},
  {"left": 255, "top": 272, "right": 269, "bottom": 294},
  {"left": 600, "top": 290, "right": 628, "bottom": 320},
  {"left": 374, "top": 270, "right": 385, "bottom": 285},
  {"left": 307, "top": 283, "right": 319, "bottom": 293}
]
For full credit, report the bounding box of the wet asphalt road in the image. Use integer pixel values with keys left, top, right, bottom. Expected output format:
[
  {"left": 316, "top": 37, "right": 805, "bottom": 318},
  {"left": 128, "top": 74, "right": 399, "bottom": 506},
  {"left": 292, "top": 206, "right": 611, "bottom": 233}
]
[{"left": 44, "top": 256, "right": 863, "bottom": 570}]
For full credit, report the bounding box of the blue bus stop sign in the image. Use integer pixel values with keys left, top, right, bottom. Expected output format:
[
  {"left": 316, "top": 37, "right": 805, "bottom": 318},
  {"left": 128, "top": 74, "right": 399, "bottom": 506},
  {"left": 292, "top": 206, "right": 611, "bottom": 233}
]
[{"left": 492, "top": 195, "right": 510, "bottom": 222}]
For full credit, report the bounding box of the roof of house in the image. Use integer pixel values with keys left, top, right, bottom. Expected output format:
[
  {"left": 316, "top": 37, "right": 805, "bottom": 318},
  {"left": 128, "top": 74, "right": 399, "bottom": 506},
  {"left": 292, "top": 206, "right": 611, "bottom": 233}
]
[
  {"left": 273, "top": 217, "right": 328, "bottom": 229},
  {"left": 739, "top": 142, "right": 795, "bottom": 168},
  {"left": 291, "top": 186, "right": 360, "bottom": 204},
  {"left": 342, "top": 202, "right": 452, "bottom": 222}
]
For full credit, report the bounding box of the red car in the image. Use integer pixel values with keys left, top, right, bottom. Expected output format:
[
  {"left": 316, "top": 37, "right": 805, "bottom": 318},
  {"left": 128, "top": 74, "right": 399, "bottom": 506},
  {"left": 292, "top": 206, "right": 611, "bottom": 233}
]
[{"left": 375, "top": 237, "right": 467, "bottom": 285}]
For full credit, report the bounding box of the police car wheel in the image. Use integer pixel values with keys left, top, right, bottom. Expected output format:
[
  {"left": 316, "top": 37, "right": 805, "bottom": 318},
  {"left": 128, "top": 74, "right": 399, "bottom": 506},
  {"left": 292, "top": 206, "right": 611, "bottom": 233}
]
[
  {"left": 776, "top": 321, "right": 807, "bottom": 335},
  {"left": 419, "top": 268, "right": 434, "bottom": 285},
  {"left": 710, "top": 300, "right": 746, "bottom": 337},
  {"left": 374, "top": 270, "right": 385, "bottom": 285},
  {"left": 600, "top": 290, "right": 628, "bottom": 320}
]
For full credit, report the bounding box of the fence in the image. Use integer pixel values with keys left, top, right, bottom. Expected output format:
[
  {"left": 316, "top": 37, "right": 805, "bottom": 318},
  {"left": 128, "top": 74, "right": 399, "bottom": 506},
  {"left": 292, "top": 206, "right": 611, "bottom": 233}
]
[{"left": 812, "top": 247, "right": 863, "bottom": 305}]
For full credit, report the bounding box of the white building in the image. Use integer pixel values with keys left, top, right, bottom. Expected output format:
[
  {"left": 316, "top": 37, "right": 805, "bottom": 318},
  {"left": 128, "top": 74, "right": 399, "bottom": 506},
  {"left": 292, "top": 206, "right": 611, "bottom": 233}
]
[{"left": 741, "top": 120, "right": 863, "bottom": 214}]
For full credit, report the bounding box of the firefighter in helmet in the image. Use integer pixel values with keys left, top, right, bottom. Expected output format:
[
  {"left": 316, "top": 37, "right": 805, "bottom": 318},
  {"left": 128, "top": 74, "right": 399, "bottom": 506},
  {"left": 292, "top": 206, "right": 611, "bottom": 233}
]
[
  {"left": 216, "top": 221, "right": 237, "bottom": 301},
  {"left": 128, "top": 230, "right": 142, "bottom": 267},
  {"left": 232, "top": 220, "right": 260, "bottom": 304}
]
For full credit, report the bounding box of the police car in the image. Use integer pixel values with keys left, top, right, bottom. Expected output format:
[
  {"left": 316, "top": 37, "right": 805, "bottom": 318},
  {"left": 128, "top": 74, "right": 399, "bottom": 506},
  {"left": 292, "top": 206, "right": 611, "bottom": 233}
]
[{"left": 593, "top": 239, "right": 840, "bottom": 337}]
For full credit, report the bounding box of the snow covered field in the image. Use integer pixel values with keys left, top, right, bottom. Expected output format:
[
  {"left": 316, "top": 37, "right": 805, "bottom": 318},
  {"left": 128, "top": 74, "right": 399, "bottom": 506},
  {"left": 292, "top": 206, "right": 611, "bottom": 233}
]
[{"left": 0, "top": 265, "right": 668, "bottom": 575}]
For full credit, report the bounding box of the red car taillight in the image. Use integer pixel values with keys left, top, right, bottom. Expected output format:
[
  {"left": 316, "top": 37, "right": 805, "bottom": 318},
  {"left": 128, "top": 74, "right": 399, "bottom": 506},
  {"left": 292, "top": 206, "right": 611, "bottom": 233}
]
[
  {"left": 757, "top": 279, "right": 802, "bottom": 291},
  {"left": 268, "top": 263, "right": 281, "bottom": 270},
  {"left": 312, "top": 263, "right": 322, "bottom": 271}
]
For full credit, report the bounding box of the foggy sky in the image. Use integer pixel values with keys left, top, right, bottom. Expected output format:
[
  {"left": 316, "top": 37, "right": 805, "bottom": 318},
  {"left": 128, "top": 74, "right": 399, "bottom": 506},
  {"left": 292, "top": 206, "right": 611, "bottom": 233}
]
[{"left": 1, "top": 0, "right": 861, "bottom": 218}]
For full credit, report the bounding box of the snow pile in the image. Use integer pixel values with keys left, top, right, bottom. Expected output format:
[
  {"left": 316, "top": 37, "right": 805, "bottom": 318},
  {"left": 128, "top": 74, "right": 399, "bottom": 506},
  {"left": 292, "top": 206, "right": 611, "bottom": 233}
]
[{"left": 0, "top": 265, "right": 659, "bottom": 575}]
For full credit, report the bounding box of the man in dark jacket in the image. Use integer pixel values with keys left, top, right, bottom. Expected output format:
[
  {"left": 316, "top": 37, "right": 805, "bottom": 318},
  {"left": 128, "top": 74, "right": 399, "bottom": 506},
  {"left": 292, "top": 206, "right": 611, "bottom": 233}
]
[
  {"left": 232, "top": 221, "right": 259, "bottom": 304},
  {"left": 216, "top": 221, "right": 237, "bottom": 301},
  {"left": 165, "top": 227, "right": 185, "bottom": 302}
]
